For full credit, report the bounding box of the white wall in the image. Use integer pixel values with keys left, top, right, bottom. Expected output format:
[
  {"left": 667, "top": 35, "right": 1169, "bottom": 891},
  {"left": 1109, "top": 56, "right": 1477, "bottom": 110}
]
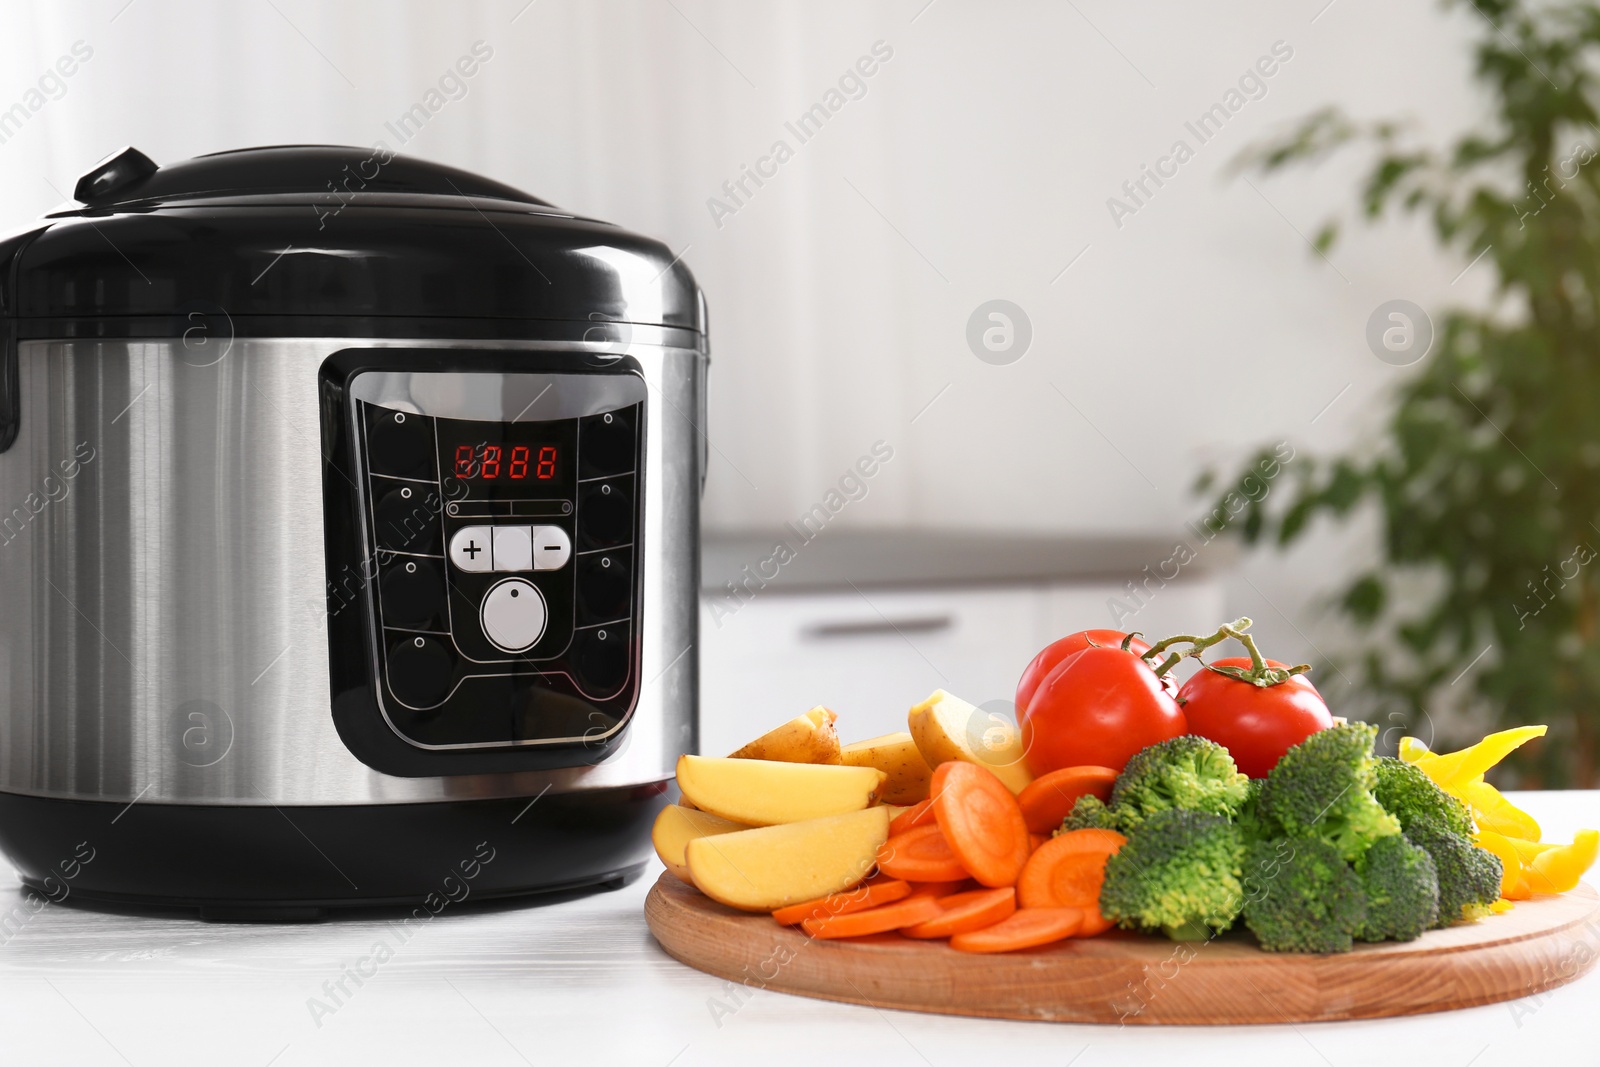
[{"left": 0, "top": 0, "right": 1494, "bottom": 683}]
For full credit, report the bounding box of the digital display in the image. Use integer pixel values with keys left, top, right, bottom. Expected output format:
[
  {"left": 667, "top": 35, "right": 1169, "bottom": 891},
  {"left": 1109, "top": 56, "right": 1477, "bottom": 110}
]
[
  {"left": 434, "top": 416, "right": 576, "bottom": 500},
  {"left": 452, "top": 443, "right": 558, "bottom": 481}
]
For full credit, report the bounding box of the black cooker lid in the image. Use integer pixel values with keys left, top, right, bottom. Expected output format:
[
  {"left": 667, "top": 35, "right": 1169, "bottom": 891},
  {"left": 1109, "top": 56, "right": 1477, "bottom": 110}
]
[{"left": 0, "top": 145, "right": 701, "bottom": 333}]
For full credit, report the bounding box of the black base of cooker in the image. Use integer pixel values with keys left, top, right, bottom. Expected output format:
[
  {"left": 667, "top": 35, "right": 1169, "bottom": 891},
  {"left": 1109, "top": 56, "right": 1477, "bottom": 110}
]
[{"left": 0, "top": 784, "right": 668, "bottom": 922}]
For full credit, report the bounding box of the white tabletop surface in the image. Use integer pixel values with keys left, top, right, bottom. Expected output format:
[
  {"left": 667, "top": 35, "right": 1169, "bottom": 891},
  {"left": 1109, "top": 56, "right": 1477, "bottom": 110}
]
[{"left": 0, "top": 791, "right": 1594, "bottom": 1066}]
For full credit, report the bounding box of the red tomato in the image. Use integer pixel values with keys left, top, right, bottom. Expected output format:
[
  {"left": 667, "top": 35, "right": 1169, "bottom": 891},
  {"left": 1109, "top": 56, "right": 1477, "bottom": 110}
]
[
  {"left": 1176, "top": 657, "right": 1333, "bottom": 779},
  {"left": 1015, "top": 630, "right": 1153, "bottom": 715},
  {"left": 1020, "top": 645, "right": 1187, "bottom": 777}
]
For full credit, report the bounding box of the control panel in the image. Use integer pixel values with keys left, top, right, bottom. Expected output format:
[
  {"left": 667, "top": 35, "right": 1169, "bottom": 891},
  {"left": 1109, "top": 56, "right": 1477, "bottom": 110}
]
[{"left": 351, "top": 372, "right": 644, "bottom": 752}]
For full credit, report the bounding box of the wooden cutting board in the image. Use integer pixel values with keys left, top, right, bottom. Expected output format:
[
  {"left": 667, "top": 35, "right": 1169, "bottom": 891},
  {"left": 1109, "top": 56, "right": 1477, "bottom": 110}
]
[{"left": 645, "top": 873, "right": 1600, "bottom": 1024}]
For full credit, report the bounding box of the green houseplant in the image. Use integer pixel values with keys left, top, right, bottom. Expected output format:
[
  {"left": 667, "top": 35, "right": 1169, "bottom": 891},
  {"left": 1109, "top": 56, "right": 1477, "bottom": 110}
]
[{"left": 1210, "top": 0, "right": 1600, "bottom": 786}]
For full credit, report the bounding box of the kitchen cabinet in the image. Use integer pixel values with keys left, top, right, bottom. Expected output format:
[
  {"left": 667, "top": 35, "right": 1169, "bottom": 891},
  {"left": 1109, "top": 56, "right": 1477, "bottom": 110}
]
[{"left": 697, "top": 532, "right": 1227, "bottom": 753}]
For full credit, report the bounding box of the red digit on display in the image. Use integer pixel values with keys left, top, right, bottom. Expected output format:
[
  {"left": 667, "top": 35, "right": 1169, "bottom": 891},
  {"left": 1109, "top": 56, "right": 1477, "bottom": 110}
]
[
  {"left": 481, "top": 445, "right": 502, "bottom": 479},
  {"left": 536, "top": 446, "right": 557, "bottom": 480},
  {"left": 454, "top": 444, "right": 475, "bottom": 479},
  {"left": 509, "top": 445, "right": 530, "bottom": 479}
]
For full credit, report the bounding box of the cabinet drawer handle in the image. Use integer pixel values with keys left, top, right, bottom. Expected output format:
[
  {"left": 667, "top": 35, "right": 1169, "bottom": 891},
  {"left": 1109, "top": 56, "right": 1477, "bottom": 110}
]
[{"left": 802, "top": 615, "right": 953, "bottom": 640}]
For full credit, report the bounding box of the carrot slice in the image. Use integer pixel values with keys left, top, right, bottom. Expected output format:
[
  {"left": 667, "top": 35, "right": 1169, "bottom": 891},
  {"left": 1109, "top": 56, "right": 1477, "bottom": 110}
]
[
  {"left": 876, "top": 825, "right": 970, "bottom": 882},
  {"left": 770, "top": 879, "right": 911, "bottom": 925},
  {"left": 1016, "top": 766, "right": 1118, "bottom": 835},
  {"left": 949, "top": 906, "right": 1083, "bottom": 953},
  {"left": 800, "top": 894, "right": 947, "bottom": 939},
  {"left": 1073, "top": 908, "right": 1115, "bottom": 937},
  {"left": 1017, "top": 828, "right": 1126, "bottom": 910},
  {"left": 901, "top": 887, "right": 1017, "bottom": 939},
  {"left": 905, "top": 879, "right": 973, "bottom": 899},
  {"left": 929, "top": 761, "right": 1032, "bottom": 888},
  {"left": 888, "top": 798, "right": 935, "bottom": 837},
  {"left": 1028, "top": 833, "right": 1049, "bottom": 853}
]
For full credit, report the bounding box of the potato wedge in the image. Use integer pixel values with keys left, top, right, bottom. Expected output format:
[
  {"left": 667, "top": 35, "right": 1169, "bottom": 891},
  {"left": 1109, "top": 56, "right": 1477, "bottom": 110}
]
[
  {"left": 840, "top": 731, "right": 934, "bottom": 805},
  {"left": 675, "top": 755, "right": 885, "bottom": 826},
  {"left": 652, "top": 804, "right": 748, "bottom": 883},
  {"left": 686, "top": 807, "right": 891, "bottom": 911},
  {"left": 907, "top": 689, "right": 1033, "bottom": 794},
  {"left": 727, "top": 706, "right": 842, "bottom": 764}
]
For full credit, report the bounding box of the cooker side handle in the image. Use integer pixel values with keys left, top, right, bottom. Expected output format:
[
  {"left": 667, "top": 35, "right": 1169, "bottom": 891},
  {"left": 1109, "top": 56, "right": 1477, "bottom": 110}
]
[
  {"left": 696, "top": 289, "right": 711, "bottom": 496},
  {"left": 0, "top": 226, "right": 49, "bottom": 455},
  {"left": 0, "top": 320, "right": 14, "bottom": 454}
]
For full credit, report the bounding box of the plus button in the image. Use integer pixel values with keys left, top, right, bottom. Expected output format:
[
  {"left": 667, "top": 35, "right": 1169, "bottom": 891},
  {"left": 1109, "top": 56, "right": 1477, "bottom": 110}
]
[{"left": 448, "top": 526, "right": 495, "bottom": 573}]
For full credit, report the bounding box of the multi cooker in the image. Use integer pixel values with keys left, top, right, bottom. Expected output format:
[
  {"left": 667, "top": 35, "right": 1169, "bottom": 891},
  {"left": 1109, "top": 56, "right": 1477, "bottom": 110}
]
[{"left": 0, "top": 145, "right": 704, "bottom": 917}]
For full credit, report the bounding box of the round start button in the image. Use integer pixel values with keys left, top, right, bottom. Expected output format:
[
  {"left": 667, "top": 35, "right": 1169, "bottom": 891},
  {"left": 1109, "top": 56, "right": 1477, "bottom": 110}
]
[{"left": 480, "top": 577, "right": 547, "bottom": 653}]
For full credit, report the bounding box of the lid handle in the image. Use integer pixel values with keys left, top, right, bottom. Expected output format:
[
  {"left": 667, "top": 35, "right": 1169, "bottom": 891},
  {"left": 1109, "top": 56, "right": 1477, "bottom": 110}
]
[{"left": 74, "top": 147, "right": 159, "bottom": 205}]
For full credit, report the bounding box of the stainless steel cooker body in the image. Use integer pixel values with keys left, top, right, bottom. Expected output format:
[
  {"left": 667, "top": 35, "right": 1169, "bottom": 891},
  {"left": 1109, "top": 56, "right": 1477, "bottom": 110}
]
[{"left": 0, "top": 333, "right": 703, "bottom": 807}]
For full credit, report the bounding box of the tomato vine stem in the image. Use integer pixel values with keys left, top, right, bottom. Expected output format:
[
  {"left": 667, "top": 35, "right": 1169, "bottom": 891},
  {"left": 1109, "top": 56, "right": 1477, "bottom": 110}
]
[
  {"left": 1140, "top": 616, "right": 1253, "bottom": 677},
  {"left": 1140, "top": 616, "right": 1312, "bottom": 687}
]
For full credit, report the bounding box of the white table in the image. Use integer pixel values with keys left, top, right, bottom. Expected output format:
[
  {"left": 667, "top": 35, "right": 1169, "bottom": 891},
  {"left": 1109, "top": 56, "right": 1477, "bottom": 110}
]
[{"left": 0, "top": 791, "right": 1594, "bottom": 1066}]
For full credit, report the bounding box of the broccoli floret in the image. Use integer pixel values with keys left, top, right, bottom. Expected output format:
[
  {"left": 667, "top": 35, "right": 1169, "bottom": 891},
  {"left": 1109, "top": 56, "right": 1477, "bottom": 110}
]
[
  {"left": 1240, "top": 837, "right": 1367, "bottom": 953},
  {"left": 1111, "top": 735, "right": 1252, "bottom": 821},
  {"left": 1371, "top": 756, "right": 1475, "bottom": 837},
  {"left": 1058, "top": 794, "right": 1136, "bottom": 834},
  {"left": 1406, "top": 826, "right": 1503, "bottom": 927},
  {"left": 1234, "top": 776, "right": 1278, "bottom": 842},
  {"left": 1099, "top": 809, "right": 1245, "bottom": 940},
  {"left": 1356, "top": 833, "right": 1440, "bottom": 942},
  {"left": 1257, "top": 722, "right": 1400, "bottom": 863}
]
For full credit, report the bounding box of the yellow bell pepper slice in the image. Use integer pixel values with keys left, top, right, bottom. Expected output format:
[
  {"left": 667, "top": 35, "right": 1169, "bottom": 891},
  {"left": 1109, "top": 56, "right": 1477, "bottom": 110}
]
[
  {"left": 1398, "top": 736, "right": 1433, "bottom": 764},
  {"left": 1475, "top": 829, "right": 1531, "bottom": 899},
  {"left": 1524, "top": 830, "right": 1599, "bottom": 894},
  {"left": 1508, "top": 837, "right": 1559, "bottom": 863},
  {"left": 1415, "top": 725, "right": 1546, "bottom": 789},
  {"left": 1398, "top": 726, "right": 1596, "bottom": 905},
  {"left": 1456, "top": 777, "right": 1542, "bottom": 841}
]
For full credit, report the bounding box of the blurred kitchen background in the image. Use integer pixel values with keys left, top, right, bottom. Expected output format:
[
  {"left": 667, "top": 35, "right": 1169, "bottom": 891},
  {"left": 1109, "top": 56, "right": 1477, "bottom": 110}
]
[{"left": 5, "top": 1, "right": 1574, "bottom": 775}]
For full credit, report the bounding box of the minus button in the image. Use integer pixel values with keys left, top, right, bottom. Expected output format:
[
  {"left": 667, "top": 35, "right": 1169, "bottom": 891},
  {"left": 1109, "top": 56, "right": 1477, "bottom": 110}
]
[{"left": 531, "top": 526, "right": 572, "bottom": 570}]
